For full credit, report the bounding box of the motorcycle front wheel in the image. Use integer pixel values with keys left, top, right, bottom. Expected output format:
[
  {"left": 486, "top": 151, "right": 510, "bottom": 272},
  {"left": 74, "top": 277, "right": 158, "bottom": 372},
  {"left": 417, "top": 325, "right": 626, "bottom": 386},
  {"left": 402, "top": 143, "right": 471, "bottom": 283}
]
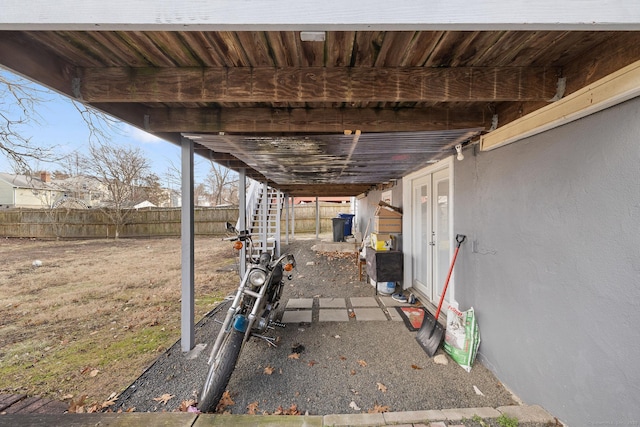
[{"left": 198, "top": 328, "right": 244, "bottom": 413}]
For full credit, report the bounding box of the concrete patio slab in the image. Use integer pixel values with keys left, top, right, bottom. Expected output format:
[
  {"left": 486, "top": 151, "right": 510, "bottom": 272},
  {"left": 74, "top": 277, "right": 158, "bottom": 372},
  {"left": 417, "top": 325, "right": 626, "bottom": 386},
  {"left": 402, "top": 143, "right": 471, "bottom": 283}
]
[
  {"left": 349, "top": 297, "right": 379, "bottom": 307},
  {"left": 353, "top": 308, "right": 388, "bottom": 321},
  {"left": 319, "top": 298, "right": 346, "bottom": 308},
  {"left": 281, "top": 310, "right": 312, "bottom": 323},
  {"left": 319, "top": 309, "right": 349, "bottom": 322},
  {"left": 285, "top": 298, "right": 314, "bottom": 309}
]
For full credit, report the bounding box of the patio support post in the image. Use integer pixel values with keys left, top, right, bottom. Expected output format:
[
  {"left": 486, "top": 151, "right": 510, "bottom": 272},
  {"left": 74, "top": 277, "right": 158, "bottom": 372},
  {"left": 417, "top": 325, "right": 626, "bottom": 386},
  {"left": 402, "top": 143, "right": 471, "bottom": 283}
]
[
  {"left": 292, "top": 197, "right": 296, "bottom": 239},
  {"left": 285, "top": 194, "right": 290, "bottom": 245},
  {"left": 315, "top": 197, "right": 319, "bottom": 238},
  {"left": 238, "top": 168, "right": 246, "bottom": 277},
  {"left": 180, "top": 136, "right": 195, "bottom": 352}
]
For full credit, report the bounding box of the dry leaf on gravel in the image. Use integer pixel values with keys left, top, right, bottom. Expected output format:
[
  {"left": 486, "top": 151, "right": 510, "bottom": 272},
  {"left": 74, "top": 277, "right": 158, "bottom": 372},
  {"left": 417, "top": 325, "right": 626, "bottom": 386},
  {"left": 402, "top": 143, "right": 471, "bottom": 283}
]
[
  {"left": 247, "top": 401, "right": 259, "bottom": 415},
  {"left": 349, "top": 401, "right": 361, "bottom": 411},
  {"left": 411, "top": 364, "right": 423, "bottom": 370},
  {"left": 152, "top": 393, "right": 174, "bottom": 404},
  {"left": 308, "top": 360, "right": 317, "bottom": 367},
  {"left": 368, "top": 403, "right": 390, "bottom": 413},
  {"left": 274, "top": 403, "right": 300, "bottom": 415},
  {"left": 288, "top": 353, "right": 300, "bottom": 359},
  {"left": 177, "top": 399, "right": 197, "bottom": 412},
  {"left": 357, "top": 360, "right": 368, "bottom": 367},
  {"left": 264, "top": 365, "right": 275, "bottom": 375},
  {"left": 376, "top": 382, "right": 387, "bottom": 393},
  {"left": 350, "top": 369, "right": 357, "bottom": 375},
  {"left": 90, "top": 369, "right": 100, "bottom": 377},
  {"left": 215, "top": 391, "right": 234, "bottom": 413}
]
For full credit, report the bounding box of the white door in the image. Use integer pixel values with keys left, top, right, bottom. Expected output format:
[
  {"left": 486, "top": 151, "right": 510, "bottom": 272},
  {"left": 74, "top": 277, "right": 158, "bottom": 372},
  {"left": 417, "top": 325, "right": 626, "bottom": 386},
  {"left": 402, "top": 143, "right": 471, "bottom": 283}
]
[{"left": 411, "top": 167, "right": 451, "bottom": 304}]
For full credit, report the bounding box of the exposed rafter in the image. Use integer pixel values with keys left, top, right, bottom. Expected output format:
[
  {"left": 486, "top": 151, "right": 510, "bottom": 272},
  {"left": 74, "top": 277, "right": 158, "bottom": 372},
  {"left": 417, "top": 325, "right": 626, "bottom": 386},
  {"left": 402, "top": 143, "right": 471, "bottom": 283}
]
[
  {"left": 77, "top": 66, "right": 559, "bottom": 103},
  {"left": 145, "top": 106, "right": 492, "bottom": 133}
]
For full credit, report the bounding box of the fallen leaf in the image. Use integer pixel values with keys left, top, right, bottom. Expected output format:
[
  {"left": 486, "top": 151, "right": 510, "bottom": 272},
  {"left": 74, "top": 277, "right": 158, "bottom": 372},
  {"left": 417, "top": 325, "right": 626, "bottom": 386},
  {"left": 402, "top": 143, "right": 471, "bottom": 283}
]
[
  {"left": 247, "top": 401, "right": 259, "bottom": 415},
  {"left": 178, "top": 399, "right": 197, "bottom": 412},
  {"left": 349, "top": 401, "right": 361, "bottom": 411},
  {"left": 339, "top": 356, "right": 347, "bottom": 361},
  {"left": 68, "top": 395, "right": 87, "bottom": 413},
  {"left": 264, "top": 365, "right": 275, "bottom": 375},
  {"left": 153, "top": 394, "right": 174, "bottom": 405},
  {"left": 61, "top": 394, "right": 74, "bottom": 400},
  {"left": 411, "top": 364, "right": 423, "bottom": 370},
  {"left": 90, "top": 369, "right": 100, "bottom": 377},
  {"left": 357, "top": 360, "right": 368, "bottom": 367},
  {"left": 368, "top": 403, "right": 390, "bottom": 413},
  {"left": 288, "top": 353, "right": 300, "bottom": 360},
  {"left": 101, "top": 398, "right": 117, "bottom": 409},
  {"left": 376, "top": 382, "right": 387, "bottom": 393},
  {"left": 286, "top": 404, "right": 300, "bottom": 415},
  {"left": 350, "top": 369, "right": 356, "bottom": 375},
  {"left": 215, "top": 391, "right": 234, "bottom": 413},
  {"left": 308, "top": 360, "right": 317, "bottom": 367}
]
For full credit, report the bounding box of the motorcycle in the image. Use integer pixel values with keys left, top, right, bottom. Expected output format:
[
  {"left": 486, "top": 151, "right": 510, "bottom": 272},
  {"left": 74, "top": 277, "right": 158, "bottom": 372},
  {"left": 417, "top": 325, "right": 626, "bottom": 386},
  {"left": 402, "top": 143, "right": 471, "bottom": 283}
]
[{"left": 198, "top": 222, "right": 296, "bottom": 412}]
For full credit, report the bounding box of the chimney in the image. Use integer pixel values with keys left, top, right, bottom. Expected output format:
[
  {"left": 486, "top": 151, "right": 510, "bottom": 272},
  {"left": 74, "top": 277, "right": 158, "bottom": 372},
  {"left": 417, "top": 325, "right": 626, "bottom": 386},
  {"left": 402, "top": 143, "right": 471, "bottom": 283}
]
[{"left": 40, "top": 171, "right": 51, "bottom": 183}]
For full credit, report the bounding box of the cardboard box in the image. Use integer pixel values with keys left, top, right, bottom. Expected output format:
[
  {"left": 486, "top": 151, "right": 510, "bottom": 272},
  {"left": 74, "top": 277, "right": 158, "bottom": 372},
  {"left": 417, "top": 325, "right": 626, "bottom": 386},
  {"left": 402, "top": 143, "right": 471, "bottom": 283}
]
[
  {"left": 371, "top": 232, "right": 392, "bottom": 251},
  {"left": 374, "top": 205, "right": 402, "bottom": 233}
]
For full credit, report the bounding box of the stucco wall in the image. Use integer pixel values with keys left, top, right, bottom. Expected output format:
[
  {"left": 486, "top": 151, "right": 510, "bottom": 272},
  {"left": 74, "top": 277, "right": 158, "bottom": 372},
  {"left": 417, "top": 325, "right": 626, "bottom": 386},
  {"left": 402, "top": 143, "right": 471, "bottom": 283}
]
[{"left": 453, "top": 97, "right": 640, "bottom": 425}]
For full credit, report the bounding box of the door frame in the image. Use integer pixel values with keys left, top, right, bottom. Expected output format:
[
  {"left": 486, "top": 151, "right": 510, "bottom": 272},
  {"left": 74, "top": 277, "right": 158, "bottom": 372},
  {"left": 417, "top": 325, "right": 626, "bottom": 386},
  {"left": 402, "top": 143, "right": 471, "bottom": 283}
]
[{"left": 401, "top": 156, "right": 457, "bottom": 306}]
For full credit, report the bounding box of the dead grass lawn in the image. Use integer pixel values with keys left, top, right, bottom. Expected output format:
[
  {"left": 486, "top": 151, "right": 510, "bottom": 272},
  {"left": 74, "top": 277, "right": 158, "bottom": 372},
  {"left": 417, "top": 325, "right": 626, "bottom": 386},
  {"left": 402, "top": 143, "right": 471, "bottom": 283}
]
[{"left": 0, "top": 236, "right": 238, "bottom": 405}]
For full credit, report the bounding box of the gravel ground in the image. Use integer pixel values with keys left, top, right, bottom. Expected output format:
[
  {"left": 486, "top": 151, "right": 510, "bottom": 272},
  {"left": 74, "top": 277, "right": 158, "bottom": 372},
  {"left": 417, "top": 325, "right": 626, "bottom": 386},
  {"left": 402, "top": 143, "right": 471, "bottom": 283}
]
[{"left": 113, "top": 236, "right": 525, "bottom": 418}]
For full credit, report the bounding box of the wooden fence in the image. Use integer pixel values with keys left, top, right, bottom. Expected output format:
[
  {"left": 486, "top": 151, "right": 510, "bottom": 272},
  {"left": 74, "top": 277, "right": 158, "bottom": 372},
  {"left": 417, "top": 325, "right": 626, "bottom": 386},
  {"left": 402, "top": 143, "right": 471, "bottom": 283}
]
[{"left": 0, "top": 203, "right": 351, "bottom": 239}]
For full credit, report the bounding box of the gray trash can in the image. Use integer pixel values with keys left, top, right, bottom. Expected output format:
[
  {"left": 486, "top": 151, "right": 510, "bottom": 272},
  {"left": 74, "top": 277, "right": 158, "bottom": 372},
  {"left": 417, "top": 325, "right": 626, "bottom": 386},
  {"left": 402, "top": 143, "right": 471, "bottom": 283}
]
[{"left": 332, "top": 218, "right": 346, "bottom": 242}]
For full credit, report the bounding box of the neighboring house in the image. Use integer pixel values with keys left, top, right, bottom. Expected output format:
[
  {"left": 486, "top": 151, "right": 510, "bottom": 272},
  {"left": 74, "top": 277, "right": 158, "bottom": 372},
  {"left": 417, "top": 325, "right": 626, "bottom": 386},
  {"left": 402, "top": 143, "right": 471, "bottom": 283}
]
[
  {"left": 0, "top": 172, "right": 67, "bottom": 208},
  {"left": 57, "top": 174, "right": 109, "bottom": 208}
]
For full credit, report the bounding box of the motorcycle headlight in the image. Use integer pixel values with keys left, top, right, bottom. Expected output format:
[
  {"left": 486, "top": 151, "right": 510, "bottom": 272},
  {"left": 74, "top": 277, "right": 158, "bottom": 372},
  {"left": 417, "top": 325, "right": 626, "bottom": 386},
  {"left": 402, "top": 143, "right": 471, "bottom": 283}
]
[{"left": 248, "top": 269, "right": 267, "bottom": 287}]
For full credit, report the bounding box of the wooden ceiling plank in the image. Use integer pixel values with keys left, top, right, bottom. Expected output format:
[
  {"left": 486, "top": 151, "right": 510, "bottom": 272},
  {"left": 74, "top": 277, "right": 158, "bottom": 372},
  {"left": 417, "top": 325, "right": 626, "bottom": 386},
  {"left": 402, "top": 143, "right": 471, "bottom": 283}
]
[{"left": 234, "top": 31, "right": 273, "bottom": 66}]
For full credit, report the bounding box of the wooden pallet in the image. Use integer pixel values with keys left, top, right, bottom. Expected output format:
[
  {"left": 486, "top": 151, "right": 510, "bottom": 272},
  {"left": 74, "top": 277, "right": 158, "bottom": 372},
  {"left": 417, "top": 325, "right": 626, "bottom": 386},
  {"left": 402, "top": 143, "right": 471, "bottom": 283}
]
[{"left": 0, "top": 394, "right": 67, "bottom": 414}]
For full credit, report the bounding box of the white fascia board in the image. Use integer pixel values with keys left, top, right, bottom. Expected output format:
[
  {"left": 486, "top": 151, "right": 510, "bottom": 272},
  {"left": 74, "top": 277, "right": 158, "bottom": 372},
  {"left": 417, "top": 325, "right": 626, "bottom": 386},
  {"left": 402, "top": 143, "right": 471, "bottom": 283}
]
[
  {"left": 2, "top": 0, "right": 640, "bottom": 31},
  {"left": 480, "top": 60, "right": 640, "bottom": 151}
]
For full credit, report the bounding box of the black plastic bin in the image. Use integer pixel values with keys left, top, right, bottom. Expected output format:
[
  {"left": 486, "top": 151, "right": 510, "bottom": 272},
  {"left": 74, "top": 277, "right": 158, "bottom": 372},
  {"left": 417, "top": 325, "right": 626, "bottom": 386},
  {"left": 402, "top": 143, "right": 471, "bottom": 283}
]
[
  {"left": 332, "top": 217, "right": 346, "bottom": 242},
  {"left": 338, "top": 213, "right": 355, "bottom": 236}
]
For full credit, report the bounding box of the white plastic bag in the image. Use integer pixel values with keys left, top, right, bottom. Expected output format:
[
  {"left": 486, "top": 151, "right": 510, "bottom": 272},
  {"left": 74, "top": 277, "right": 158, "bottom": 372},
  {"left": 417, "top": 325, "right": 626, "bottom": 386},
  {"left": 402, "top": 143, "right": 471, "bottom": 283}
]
[{"left": 443, "top": 305, "right": 480, "bottom": 372}]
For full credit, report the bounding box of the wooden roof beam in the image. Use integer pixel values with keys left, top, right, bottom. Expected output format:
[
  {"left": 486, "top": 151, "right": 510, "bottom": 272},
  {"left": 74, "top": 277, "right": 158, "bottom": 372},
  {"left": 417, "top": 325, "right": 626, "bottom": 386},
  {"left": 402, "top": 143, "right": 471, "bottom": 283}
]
[
  {"left": 143, "top": 106, "right": 492, "bottom": 133},
  {"left": 78, "top": 66, "right": 560, "bottom": 103}
]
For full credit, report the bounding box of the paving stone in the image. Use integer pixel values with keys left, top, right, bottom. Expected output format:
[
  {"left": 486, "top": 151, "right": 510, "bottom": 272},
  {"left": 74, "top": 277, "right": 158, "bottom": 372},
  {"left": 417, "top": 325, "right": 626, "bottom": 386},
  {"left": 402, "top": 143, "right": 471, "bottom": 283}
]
[
  {"left": 497, "top": 404, "right": 556, "bottom": 423},
  {"left": 442, "top": 407, "right": 501, "bottom": 420},
  {"left": 281, "top": 310, "right": 312, "bottom": 323},
  {"left": 319, "top": 297, "right": 346, "bottom": 308},
  {"left": 323, "top": 412, "right": 385, "bottom": 426},
  {"left": 285, "top": 298, "right": 314, "bottom": 309},
  {"left": 319, "top": 309, "right": 349, "bottom": 322},
  {"left": 349, "top": 297, "right": 379, "bottom": 307},
  {"left": 353, "top": 308, "right": 388, "bottom": 321},
  {"left": 378, "top": 296, "right": 410, "bottom": 307},
  {"left": 383, "top": 409, "right": 446, "bottom": 424},
  {"left": 387, "top": 307, "right": 404, "bottom": 321}
]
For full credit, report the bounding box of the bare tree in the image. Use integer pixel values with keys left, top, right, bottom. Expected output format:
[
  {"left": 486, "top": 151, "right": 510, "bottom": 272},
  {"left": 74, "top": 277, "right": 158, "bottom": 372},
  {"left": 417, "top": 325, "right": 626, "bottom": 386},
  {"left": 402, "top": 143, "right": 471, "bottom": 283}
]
[
  {"left": 83, "top": 142, "right": 150, "bottom": 238},
  {"left": 1, "top": 70, "right": 119, "bottom": 173},
  {"left": 0, "top": 72, "right": 57, "bottom": 172},
  {"left": 206, "top": 160, "right": 239, "bottom": 206}
]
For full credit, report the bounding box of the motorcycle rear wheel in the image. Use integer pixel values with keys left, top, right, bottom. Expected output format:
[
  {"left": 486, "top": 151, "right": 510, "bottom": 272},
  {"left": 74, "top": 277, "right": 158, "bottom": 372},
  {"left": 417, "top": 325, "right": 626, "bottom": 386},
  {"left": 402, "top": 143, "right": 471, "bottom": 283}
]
[{"left": 198, "top": 329, "right": 244, "bottom": 413}]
